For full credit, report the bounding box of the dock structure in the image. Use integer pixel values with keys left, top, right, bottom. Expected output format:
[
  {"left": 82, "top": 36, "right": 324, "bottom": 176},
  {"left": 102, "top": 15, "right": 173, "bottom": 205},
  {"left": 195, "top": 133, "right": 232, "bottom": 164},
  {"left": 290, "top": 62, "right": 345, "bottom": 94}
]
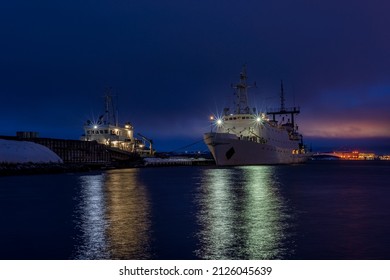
[
  {"left": 0, "top": 134, "right": 139, "bottom": 165},
  {"left": 143, "top": 157, "right": 214, "bottom": 167},
  {"left": 29, "top": 138, "right": 111, "bottom": 164}
]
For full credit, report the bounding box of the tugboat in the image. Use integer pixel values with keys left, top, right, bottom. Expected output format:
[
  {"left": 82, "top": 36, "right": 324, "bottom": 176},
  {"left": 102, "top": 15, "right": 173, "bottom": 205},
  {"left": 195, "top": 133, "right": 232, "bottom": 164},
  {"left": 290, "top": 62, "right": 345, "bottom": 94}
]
[
  {"left": 81, "top": 89, "right": 153, "bottom": 157},
  {"left": 204, "top": 66, "right": 310, "bottom": 165}
]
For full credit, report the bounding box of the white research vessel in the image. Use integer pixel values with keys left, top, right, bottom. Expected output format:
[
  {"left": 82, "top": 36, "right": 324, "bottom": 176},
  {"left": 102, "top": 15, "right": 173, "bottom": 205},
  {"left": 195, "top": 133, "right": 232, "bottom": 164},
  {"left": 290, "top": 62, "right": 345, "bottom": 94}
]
[
  {"left": 81, "top": 90, "right": 153, "bottom": 156},
  {"left": 204, "top": 66, "right": 310, "bottom": 166}
]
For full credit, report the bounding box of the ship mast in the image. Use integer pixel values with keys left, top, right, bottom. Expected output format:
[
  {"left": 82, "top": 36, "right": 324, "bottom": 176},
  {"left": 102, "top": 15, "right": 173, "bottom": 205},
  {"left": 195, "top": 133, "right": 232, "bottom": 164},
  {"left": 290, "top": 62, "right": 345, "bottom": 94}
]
[
  {"left": 280, "top": 80, "right": 286, "bottom": 111},
  {"left": 104, "top": 88, "right": 118, "bottom": 126},
  {"left": 232, "top": 65, "right": 254, "bottom": 114},
  {"left": 267, "top": 80, "right": 300, "bottom": 127}
]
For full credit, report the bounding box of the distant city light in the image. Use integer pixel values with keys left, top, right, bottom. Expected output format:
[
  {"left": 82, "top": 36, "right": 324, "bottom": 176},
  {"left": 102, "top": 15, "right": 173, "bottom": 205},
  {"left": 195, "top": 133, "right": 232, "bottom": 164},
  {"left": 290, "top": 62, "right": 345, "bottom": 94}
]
[{"left": 332, "top": 150, "right": 376, "bottom": 160}]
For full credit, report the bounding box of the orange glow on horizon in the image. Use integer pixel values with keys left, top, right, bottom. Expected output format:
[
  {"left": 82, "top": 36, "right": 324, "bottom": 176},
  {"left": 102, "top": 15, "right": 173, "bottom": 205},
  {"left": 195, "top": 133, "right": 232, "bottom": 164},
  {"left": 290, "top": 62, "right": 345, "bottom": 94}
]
[{"left": 300, "top": 119, "right": 390, "bottom": 138}]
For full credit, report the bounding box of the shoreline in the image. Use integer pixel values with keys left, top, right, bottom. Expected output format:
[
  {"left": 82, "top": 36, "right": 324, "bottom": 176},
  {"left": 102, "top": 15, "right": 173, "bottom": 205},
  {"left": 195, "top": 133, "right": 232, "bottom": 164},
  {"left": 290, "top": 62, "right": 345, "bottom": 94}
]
[
  {"left": 0, "top": 158, "right": 216, "bottom": 176},
  {"left": 0, "top": 162, "right": 136, "bottom": 176}
]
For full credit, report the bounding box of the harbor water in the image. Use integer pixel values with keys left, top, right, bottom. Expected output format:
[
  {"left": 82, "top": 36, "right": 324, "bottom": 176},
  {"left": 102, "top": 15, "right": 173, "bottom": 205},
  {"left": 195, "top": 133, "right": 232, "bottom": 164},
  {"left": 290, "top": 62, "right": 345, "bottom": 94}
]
[{"left": 1, "top": 161, "right": 390, "bottom": 260}]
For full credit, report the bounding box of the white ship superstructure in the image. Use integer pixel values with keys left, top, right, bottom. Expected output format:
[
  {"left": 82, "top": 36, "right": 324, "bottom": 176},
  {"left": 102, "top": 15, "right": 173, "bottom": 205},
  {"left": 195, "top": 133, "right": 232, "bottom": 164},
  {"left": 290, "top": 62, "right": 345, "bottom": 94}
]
[
  {"left": 204, "top": 66, "right": 309, "bottom": 165},
  {"left": 81, "top": 90, "right": 153, "bottom": 156}
]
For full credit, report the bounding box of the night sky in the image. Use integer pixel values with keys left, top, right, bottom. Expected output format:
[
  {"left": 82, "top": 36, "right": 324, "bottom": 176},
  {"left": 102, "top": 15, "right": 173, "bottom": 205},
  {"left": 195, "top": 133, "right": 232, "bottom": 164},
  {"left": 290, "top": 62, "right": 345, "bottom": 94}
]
[{"left": 1, "top": 0, "right": 389, "bottom": 153}]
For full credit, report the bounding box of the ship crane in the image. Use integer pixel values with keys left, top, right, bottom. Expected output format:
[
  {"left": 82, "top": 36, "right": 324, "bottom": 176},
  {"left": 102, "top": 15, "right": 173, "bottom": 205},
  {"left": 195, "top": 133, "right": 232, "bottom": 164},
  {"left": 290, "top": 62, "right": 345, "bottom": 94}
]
[{"left": 137, "top": 133, "right": 154, "bottom": 155}]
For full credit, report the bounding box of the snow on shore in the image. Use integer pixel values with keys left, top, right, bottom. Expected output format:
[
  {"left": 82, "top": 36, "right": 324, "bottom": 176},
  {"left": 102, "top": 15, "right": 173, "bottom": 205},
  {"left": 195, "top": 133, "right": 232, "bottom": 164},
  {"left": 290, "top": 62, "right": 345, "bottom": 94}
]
[{"left": 0, "top": 139, "right": 63, "bottom": 164}]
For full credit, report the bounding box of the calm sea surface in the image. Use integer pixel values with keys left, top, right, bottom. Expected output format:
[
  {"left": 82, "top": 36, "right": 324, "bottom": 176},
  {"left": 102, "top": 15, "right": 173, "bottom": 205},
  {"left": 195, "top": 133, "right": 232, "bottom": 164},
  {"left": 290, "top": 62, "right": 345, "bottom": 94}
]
[{"left": 1, "top": 161, "right": 390, "bottom": 260}]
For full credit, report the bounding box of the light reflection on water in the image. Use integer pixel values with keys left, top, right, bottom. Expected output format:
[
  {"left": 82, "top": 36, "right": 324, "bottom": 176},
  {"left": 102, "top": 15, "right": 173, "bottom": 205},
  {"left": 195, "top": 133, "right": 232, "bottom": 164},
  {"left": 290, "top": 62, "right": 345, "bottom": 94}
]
[
  {"left": 73, "top": 169, "right": 151, "bottom": 259},
  {"left": 72, "top": 166, "right": 294, "bottom": 259},
  {"left": 74, "top": 174, "right": 108, "bottom": 259},
  {"left": 195, "top": 166, "right": 293, "bottom": 259}
]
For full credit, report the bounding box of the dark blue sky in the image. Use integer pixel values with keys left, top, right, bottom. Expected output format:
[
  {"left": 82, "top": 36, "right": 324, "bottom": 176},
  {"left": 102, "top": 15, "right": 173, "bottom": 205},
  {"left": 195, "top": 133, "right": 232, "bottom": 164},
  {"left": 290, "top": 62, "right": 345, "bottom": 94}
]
[{"left": 1, "top": 0, "right": 389, "bottom": 152}]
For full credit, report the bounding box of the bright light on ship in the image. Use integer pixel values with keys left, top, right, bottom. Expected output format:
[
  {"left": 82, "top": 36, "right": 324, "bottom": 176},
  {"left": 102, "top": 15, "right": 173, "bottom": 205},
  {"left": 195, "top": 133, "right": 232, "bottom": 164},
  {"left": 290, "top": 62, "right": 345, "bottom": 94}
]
[
  {"left": 210, "top": 113, "right": 223, "bottom": 129},
  {"left": 93, "top": 125, "right": 98, "bottom": 129},
  {"left": 256, "top": 117, "right": 261, "bottom": 122}
]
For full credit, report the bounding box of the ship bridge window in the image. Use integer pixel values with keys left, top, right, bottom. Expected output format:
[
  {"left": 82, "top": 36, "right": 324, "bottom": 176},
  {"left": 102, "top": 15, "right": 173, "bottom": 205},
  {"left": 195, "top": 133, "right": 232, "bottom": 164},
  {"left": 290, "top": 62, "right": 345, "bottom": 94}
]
[
  {"left": 104, "top": 130, "right": 108, "bottom": 134},
  {"left": 87, "top": 130, "right": 91, "bottom": 134},
  {"left": 100, "top": 130, "right": 104, "bottom": 134}
]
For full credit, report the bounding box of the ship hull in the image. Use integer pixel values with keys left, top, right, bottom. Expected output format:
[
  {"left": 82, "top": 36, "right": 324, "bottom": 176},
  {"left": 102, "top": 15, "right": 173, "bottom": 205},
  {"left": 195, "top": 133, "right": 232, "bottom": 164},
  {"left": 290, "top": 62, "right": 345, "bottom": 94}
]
[{"left": 204, "top": 132, "right": 309, "bottom": 166}]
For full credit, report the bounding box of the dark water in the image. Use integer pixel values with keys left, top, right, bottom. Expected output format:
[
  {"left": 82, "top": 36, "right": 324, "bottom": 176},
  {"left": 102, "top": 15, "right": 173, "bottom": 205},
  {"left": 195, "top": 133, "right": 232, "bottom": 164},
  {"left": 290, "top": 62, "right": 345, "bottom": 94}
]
[{"left": 1, "top": 161, "right": 390, "bottom": 260}]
